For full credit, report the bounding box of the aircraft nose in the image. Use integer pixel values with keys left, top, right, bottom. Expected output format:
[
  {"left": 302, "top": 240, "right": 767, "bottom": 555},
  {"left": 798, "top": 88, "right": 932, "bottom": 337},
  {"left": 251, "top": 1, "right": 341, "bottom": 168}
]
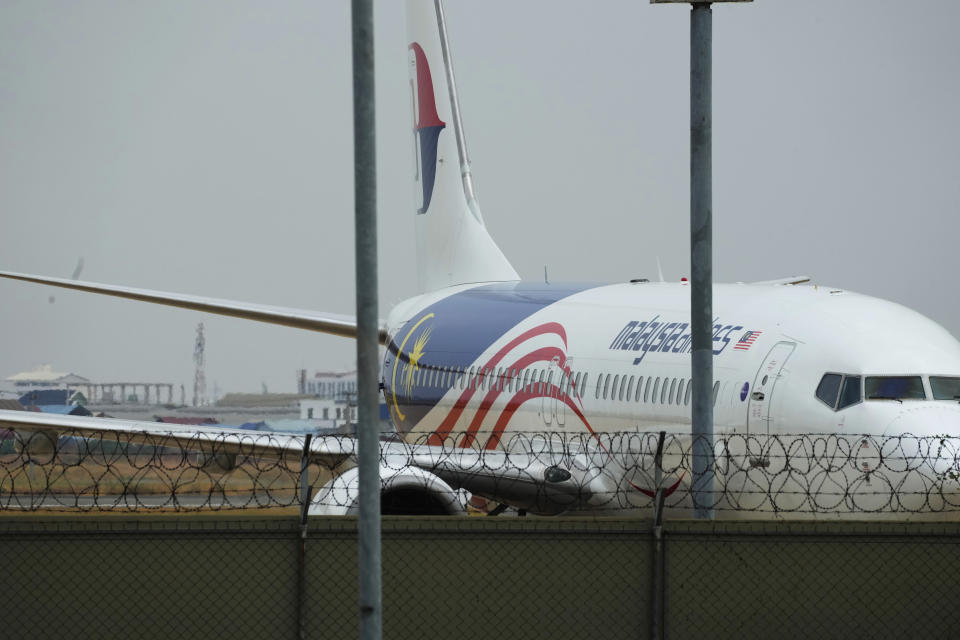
[{"left": 882, "top": 404, "right": 960, "bottom": 438}]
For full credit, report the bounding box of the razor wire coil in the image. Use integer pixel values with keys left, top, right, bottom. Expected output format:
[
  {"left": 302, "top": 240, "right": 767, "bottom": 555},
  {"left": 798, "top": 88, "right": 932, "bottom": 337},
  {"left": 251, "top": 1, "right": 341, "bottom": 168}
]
[{"left": 2, "top": 428, "right": 959, "bottom": 514}]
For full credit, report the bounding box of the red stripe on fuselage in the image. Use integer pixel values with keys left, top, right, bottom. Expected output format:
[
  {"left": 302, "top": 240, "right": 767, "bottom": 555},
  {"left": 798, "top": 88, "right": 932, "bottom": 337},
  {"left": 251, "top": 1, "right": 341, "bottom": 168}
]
[
  {"left": 458, "top": 345, "right": 566, "bottom": 448},
  {"left": 427, "top": 322, "right": 567, "bottom": 446}
]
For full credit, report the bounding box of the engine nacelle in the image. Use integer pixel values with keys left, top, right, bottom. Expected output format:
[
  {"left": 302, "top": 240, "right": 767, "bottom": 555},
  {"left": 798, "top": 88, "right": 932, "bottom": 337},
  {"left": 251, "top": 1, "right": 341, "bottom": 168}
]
[
  {"left": 12, "top": 430, "right": 60, "bottom": 464},
  {"left": 310, "top": 466, "right": 468, "bottom": 516},
  {"left": 193, "top": 451, "right": 238, "bottom": 472}
]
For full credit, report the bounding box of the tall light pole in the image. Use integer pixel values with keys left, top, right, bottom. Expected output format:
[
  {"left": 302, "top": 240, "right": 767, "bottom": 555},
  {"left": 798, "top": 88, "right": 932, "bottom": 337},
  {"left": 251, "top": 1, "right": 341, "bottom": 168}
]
[
  {"left": 652, "top": 0, "right": 751, "bottom": 519},
  {"left": 351, "top": 1, "right": 382, "bottom": 638}
]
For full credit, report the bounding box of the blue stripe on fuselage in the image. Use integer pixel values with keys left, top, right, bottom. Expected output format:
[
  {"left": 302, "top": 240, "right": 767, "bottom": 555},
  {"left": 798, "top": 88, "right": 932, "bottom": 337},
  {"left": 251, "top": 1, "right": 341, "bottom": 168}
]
[{"left": 384, "top": 281, "right": 600, "bottom": 431}]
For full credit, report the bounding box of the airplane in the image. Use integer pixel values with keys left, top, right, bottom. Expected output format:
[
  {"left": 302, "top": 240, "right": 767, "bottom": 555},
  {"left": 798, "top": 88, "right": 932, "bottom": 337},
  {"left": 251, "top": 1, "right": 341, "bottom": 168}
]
[{"left": 2, "top": 0, "right": 960, "bottom": 518}]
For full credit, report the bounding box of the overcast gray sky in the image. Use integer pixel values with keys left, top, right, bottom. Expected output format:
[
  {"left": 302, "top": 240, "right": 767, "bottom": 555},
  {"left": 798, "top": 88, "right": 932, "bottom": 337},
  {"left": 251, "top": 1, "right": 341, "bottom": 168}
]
[{"left": 1, "top": 1, "right": 958, "bottom": 396}]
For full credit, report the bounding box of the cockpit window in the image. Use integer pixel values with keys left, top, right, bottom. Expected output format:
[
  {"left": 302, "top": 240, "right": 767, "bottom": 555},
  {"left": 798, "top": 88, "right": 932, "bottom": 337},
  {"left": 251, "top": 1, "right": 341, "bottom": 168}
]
[
  {"left": 865, "top": 376, "right": 926, "bottom": 401},
  {"left": 930, "top": 376, "right": 960, "bottom": 401},
  {"left": 837, "top": 376, "right": 861, "bottom": 410},
  {"left": 816, "top": 373, "right": 862, "bottom": 411},
  {"left": 816, "top": 374, "right": 842, "bottom": 408}
]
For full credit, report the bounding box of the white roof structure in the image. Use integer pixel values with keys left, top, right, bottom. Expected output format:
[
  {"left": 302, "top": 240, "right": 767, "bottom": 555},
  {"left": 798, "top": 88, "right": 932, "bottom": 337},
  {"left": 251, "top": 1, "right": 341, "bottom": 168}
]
[{"left": 5, "top": 365, "right": 90, "bottom": 385}]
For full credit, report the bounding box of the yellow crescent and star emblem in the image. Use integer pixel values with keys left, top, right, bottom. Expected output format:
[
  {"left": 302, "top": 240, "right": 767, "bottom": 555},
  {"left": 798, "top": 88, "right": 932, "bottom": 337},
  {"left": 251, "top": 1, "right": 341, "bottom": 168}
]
[{"left": 390, "top": 313, "right": 435, "bottom": 422}]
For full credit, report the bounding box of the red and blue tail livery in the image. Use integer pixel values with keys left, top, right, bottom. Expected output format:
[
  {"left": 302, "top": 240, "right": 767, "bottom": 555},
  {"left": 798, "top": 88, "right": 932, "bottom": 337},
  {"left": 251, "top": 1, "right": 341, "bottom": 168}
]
[{"left": 409, "top": 42, "right": 446, "bottom": 214}]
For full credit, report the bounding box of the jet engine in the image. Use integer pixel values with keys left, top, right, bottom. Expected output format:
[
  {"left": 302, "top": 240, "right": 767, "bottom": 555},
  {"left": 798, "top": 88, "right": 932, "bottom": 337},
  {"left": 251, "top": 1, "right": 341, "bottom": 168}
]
[{"left": 310, "top": 465, "right": 468, "bottom": 516}]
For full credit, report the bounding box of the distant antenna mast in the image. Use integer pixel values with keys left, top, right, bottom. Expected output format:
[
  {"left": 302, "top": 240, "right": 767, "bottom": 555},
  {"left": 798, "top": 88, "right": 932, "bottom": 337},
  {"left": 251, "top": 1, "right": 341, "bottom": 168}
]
[{"left": 193, "top": 322, "right": 206, "bottom": 407}]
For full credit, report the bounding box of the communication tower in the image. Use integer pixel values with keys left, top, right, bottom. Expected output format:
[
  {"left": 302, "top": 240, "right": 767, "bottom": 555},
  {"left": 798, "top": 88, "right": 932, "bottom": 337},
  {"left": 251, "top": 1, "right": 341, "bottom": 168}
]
[{"left": 193, "top": 322, "right": 206, "bottom": 407}]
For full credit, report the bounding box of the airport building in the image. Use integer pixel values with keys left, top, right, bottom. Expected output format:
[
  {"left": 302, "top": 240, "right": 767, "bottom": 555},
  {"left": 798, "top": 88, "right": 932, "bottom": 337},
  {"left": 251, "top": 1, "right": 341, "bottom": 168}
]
[
  {"left": 4, "top": 365, "right": 177, "bottom": 406},
  {"left": 297, "top": 369, "right": 357, "bottom": 401}
]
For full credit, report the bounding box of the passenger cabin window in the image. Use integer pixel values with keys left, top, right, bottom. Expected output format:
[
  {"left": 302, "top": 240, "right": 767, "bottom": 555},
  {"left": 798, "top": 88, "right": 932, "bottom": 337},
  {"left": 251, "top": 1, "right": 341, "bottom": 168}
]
[
  {"left": 684, "top": 379, "right": 692, "bottom": 406},
  {"left": 676, "top": 379, "right": 685, "bottom": 406},
  {"left": 611, "top": 375, "right": 619, "bottom": 401},
  {"left": 627, "top": 376, "right": 635, "bottom": 401},
  {"left": 595, "top": 374, "right": 603, "bottom": 399},
  {"left": 603, "top": 374, "right": 611, "bottom": 400},
  {"left": 865, "top": 376, "right": 926, "bottom": 401},
  {"left": 712, "top": 381, "right": 720, "bottom": 407},
  {"left": 579, "top": 373, "right": 588, "bottom": 398},
  {"left": 644, "top": 377, "right": 652, "bottom": 403},
  {"left": 635, "top": 376, "right": 643, "bottom": 402},
  {"left": 931, "top": 376, "right": 960, "bottom": 400},
  {"left": 652, "top": 378, "right": 661, "bottom": 404},
  {"left": 669, "top": 378, "right": 677, "bottom": 405}
]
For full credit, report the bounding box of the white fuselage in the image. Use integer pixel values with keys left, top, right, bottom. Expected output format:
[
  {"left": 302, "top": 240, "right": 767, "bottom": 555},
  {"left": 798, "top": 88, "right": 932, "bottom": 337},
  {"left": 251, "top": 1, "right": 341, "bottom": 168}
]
[{"left": 382, "top": 281, "right": 960, "bottom": 446}]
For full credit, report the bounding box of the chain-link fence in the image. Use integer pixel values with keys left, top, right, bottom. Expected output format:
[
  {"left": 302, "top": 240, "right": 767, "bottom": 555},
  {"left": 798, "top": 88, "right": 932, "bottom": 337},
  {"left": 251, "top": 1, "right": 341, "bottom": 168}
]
[
  {"left": 2, "top": 516, "right": 959, "bottom": 640},
  {"left": 663, "top": 521, "right": 960, "bottom": 638},
  {"left": 3, "top": 428, "right": 960, "bottom": 516}
]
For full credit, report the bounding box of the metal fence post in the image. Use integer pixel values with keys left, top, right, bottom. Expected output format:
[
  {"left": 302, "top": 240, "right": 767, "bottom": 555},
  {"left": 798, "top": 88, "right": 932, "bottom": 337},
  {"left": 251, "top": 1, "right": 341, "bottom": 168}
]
[
  {"left": 297, "top": 433, "right": 313, "bottom": 640},
  {"left": 651, "top": 431, "right": 667, "bottom": 640}
]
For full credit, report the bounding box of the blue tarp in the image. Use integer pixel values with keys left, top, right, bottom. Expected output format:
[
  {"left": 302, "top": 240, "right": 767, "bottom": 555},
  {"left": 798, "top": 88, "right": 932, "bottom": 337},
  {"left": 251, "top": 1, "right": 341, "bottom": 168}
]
[
  {"left": 217, "top": 422, "right": 267, "bottom": 431},
  {"left": 34, "top": 404, "right": 92, "bottom": 417},
  {"left": 263, "top": 419, "right": 326, "bottom": 434},
  {"left": 19, "top": 390, "right": 74, "bottom": 406}
]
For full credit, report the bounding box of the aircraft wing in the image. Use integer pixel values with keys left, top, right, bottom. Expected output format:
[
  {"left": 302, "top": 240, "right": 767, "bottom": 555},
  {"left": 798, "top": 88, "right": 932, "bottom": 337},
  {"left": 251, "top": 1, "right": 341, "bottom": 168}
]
[
  {"left": 0, "top": 270, "right": 386, "bottom": 344},
  {"left": 1, "top": 409, "right": 611, "bottom": 513},
  {"left": 0, "top": 409, "right": 353, "bottom": 467}
]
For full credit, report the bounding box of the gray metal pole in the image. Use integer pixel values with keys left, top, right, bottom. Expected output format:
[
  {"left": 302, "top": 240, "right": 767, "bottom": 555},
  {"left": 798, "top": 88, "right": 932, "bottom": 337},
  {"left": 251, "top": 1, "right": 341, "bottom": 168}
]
[
  {"left": 690, "top": 2, "right": 714, "bottom": 519},
  {"left": 351, "top": 1, "right": 382, "bottom": 638}
]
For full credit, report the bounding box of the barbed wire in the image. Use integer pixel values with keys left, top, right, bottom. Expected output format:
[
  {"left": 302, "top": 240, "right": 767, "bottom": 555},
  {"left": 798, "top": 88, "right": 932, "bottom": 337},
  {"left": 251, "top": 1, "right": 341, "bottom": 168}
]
[{"left": 2, "top": 428, "right": 959, "bottom": 515}]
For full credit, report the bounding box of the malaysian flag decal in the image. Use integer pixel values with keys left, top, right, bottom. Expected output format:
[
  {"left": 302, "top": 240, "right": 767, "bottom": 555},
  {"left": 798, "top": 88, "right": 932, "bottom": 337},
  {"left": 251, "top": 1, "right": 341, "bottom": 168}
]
[{"left": 734, "top": 330, "right": 762, "bottom": 351}]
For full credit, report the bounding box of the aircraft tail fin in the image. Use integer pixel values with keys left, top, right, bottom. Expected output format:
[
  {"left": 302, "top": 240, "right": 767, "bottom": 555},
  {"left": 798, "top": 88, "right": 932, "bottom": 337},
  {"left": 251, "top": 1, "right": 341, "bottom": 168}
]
[{"left": 406, "top": 0, "right": 519, "bottom": 293}]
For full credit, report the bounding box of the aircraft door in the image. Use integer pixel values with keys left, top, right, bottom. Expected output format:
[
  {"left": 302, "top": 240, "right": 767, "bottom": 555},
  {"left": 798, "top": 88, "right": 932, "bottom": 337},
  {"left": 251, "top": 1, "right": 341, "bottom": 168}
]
[
  {"left": 542, "top": 358, "right": 563, "bottom": 427},
  {"left": 555, "top": 358, "right": 566, "bottom": 427},
  {"left": 540, "top": 365, "right": 552, "bottom": 426},
  {"left": 747, "top": 341, "right": 796, "bottom": 438}
]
